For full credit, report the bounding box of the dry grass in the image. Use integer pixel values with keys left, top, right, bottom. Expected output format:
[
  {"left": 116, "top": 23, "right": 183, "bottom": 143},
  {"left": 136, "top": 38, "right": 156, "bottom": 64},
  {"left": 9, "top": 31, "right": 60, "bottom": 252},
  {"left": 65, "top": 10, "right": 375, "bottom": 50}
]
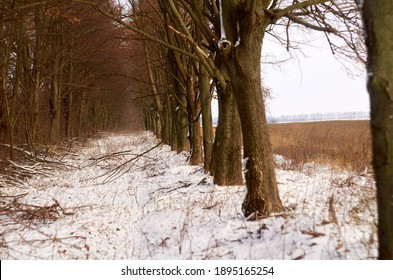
[{"left": 269, "top": 120, "right": 372, "bottom": 173}]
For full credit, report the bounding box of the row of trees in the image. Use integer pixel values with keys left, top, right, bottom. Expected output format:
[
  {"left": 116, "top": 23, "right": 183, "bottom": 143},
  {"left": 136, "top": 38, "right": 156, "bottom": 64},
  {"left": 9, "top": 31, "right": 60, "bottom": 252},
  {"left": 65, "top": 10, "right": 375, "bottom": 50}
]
[
  {"left": 116, "top": 0, "right": 392, "bottom": 259},
  {"left": 0, "top": 0, "right": 141, "bottom": 159},
  {"left": 0, "top": 0, "right": 365, "bottom": 219},
  {"left": 1, "top": 0, "right": 391, "bottom": 258},
  {"left": 106, "top": 0, "right": 363, "bottom": 218}
]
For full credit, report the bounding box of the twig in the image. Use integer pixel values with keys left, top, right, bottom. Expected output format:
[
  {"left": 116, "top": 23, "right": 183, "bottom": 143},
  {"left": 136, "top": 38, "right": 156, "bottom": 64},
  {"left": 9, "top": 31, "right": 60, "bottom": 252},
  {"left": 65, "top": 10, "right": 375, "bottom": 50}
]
[
  {"left": 0, "top": 193, "right": 28, "bottom": 199},
  {"left": 328, "top": 195, "right": 338, "bottom": 225},
  {"left": 52, "top": 198, "right": 75, "bottom": 216}
]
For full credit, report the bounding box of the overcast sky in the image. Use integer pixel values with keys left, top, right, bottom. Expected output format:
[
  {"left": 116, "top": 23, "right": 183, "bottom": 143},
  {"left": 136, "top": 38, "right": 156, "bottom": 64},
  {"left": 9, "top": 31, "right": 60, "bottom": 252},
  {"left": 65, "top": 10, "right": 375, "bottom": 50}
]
[
  {"left": 120, "top": 0, "right": 368, "bottom": 119},
  {"left": 262, "top": 33, "right": 369, "bottom": 118},
  {"left": 211, "top": 32, "right": 369, "bottom": 120}
]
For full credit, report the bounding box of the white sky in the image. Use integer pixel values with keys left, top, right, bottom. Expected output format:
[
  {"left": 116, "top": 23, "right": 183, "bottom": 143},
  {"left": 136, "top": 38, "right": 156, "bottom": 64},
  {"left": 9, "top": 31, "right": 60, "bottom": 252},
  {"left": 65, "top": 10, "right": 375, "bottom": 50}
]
[
  {"left": 262, "top": 34, "right": 369, "bottom": 118},
  {"left": 120, "top": 0, "right": 369, "bottom": 119}
]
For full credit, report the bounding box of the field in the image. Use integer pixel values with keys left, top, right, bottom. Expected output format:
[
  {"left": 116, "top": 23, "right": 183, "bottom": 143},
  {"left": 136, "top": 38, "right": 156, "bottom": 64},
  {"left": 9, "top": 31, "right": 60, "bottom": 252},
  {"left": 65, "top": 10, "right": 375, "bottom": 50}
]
[{"left": 269, "top": 120, "right": 372, "bottom": 173}]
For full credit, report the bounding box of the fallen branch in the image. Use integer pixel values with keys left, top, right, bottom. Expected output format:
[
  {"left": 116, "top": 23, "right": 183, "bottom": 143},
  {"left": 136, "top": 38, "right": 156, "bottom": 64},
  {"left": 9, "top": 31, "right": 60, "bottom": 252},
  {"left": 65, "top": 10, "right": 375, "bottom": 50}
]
[
  {"left": 301, "top": 230, "right": 325, "bottom": 238},
  {"left": 8, "top": 160, "right": 51, "bottom": 177}
]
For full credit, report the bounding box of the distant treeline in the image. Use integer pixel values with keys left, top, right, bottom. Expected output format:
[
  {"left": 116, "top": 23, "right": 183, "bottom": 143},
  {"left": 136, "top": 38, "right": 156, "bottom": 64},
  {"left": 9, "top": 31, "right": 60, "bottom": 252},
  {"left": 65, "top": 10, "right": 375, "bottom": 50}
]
[{"left": 267, "top": 111, "right": 370, "bottom": 123}]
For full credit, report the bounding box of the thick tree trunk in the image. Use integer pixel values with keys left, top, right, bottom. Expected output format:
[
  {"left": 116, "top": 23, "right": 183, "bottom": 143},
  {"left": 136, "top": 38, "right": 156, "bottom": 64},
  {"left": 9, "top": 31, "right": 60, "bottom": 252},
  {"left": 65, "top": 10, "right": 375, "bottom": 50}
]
[
  {"left": 221, "top": 1, "right": 284, "bottom": 218},
  {"left": 210, "top": 64, "right": 243, "bottom": 186},
  {"left": 363, "top": 0, "right": 393, "bottom": 260}
]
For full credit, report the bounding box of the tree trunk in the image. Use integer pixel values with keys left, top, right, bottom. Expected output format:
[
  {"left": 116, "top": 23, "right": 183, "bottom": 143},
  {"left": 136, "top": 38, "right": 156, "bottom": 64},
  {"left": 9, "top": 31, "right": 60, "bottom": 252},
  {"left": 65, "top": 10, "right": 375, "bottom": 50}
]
[
  {"left": 1, "top": 24, "right": 16, "bottom": 159},
  {"left": 170, "top": 95, "right": 179, "bottom": 151},
  {"left": 31, "top": 5, "right": 45, "bottom": 142},
  {"left": 176, "top": 90, "right": 189, "bottom": 152},
  {"left": 363, "top": 0, "right": 393, "bottom": 260},
  {"left": 221, "top": 1, "right": 284, "bottom": 218},
  {"left": 49, "top": 50, "right": 62, "bottom": 142},
  {"left": 210, "top": 64, "right": 243, "bottom": 186},
  {"left": 199, "top": 63, "right": 214, "bottom": 170},
  {"left": 187, "top": 66, "right": 203, "bottom": 165},
  {"left": 144, "top": 42, "right": 164, "bottom": 139},
  {"left": 163, "top": 91, "right": 172, "bottom": 145}
]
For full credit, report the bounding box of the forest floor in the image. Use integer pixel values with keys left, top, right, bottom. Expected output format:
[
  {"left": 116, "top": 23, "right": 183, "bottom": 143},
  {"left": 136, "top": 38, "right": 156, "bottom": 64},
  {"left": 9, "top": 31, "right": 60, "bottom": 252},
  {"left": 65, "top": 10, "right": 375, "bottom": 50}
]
[{"left": 0, "top": 131, "right": 377, "bottom": 259}]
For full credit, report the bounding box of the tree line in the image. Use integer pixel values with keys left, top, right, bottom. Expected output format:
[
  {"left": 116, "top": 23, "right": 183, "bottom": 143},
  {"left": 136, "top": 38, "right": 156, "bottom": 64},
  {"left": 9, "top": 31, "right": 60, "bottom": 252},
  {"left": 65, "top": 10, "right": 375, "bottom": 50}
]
[
  {"left": 112, "top": 0, "right": 364, "bottom": 219},
  {"left": 268, "top": 111, "right": 370, "bottom": 123},
  {"left": 1, "top": 0, "right": 392, "bottom": 259},
  {"left": 0, "top": 0, "right": 141, "bottom": 159}
]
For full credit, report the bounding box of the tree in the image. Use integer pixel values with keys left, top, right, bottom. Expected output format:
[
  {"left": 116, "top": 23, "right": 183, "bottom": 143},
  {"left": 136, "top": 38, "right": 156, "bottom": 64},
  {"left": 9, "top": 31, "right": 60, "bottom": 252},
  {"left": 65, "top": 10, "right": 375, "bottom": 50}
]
[
  {"left": 217, "top": 0, "right": 285, "bottom": 217},
  {"left": 218, "top": 0, "right": 364, "bottom": 218},
  {"left": 362, "top": 0, "right": 393, "bottom": 260}
]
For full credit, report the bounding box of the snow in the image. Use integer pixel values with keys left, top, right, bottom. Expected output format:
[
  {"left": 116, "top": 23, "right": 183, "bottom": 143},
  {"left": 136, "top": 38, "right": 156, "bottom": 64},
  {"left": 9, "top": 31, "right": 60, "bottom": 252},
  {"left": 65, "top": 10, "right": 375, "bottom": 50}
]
[
  {"left": 217, "top": 0, "right": 231, "bottom": 49},
  {"left": 235, "top": 37, "right": 241, "bottom": 47},
  {"left": 0, "top": 132, "right": 377, "bottom": 259}
]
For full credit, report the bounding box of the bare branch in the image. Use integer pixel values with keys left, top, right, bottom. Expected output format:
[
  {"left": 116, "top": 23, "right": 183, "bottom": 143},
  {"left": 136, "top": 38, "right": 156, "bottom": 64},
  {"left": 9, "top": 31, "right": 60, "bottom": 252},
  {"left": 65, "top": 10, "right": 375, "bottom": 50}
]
[
  {"left": 72, "top": 0, "right": 199, "bottom": 61},
  {"left": 287, "top": 14, "right": 337, "bottom": 33},
  {"left": 274, "top": 0, "right": 330, "bottom": 19}
]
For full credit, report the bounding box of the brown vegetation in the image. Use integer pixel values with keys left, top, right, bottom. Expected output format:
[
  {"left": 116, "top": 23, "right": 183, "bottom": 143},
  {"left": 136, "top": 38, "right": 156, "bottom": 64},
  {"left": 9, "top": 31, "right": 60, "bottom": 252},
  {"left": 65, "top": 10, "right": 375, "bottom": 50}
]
[
  {"left": 0, "top": 0, "right": 143, "bottom": 161},
  {"left": 269, "top": 120, "right": 372, "bottom": 173}
]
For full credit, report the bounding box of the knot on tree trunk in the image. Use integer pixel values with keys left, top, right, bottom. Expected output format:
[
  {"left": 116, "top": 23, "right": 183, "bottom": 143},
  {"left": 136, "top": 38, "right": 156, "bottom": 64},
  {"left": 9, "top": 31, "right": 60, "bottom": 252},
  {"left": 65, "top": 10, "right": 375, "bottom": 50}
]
[
  {"left": 218, "top": 38, "right": 232, "bottom": 57},
  {"left": 242, "top": 194, "right": 266, "bottom": 221}
]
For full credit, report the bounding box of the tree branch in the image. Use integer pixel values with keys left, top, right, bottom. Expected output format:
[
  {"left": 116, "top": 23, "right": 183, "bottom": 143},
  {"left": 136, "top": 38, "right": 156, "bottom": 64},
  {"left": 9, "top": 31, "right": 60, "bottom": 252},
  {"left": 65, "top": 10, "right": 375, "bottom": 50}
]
[
  {"left": 274, "top": 0, "right": 330, "bottom": 19},
  {"left": 287, "top": 14, "right": 337, "bottom": 33},
  {"left": 166, "top": 0, "right": 227, "bottom": 89}
]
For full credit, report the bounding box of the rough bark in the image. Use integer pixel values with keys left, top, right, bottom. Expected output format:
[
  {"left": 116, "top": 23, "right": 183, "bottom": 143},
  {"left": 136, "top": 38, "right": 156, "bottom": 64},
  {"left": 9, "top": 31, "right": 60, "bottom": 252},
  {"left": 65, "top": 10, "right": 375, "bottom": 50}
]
[
  {"left": 362, "top": 0, "right": 393, "bottom": 260},
  {"left": 210, "top": 64, "right": 243, "bottom": 186}
]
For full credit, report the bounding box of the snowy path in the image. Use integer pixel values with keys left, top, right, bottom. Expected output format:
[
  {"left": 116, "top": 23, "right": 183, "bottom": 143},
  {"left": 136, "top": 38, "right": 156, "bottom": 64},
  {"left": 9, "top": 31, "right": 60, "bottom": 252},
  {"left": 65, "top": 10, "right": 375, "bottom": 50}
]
[{"left": 0, "top": 132, "right": 377, "bottom": 259}]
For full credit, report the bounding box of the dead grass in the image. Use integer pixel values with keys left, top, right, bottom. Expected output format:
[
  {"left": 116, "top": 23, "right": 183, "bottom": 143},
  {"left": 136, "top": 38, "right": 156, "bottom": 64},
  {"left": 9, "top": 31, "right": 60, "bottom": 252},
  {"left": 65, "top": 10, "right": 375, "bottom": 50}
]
[{"left": 269, "top": 120, "right": 372, "bottom": 173}]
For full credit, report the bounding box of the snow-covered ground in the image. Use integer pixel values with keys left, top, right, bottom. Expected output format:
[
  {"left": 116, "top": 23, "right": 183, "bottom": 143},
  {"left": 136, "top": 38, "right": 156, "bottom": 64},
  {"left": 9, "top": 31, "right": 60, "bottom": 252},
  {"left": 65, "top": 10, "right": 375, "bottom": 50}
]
[{"left": 0, "top": 132, "right": 377, "bottom": 259}]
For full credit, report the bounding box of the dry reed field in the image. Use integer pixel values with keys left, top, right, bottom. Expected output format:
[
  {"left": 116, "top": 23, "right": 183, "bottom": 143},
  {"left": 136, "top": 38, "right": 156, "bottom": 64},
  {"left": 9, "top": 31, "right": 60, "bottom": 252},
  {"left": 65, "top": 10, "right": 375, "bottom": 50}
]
[{"left": 269, "top": 120, "right": 372, "bottom": 173}]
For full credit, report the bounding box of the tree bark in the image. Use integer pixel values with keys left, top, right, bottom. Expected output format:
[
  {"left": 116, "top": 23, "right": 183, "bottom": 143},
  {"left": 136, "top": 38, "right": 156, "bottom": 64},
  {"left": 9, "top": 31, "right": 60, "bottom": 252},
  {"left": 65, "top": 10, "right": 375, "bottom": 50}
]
[
  {"left": 363, "top": 0, "right": 393, "bottom": 260},
  {"left": 210, "top": 63, "right": 243, "bottom": 186}
]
